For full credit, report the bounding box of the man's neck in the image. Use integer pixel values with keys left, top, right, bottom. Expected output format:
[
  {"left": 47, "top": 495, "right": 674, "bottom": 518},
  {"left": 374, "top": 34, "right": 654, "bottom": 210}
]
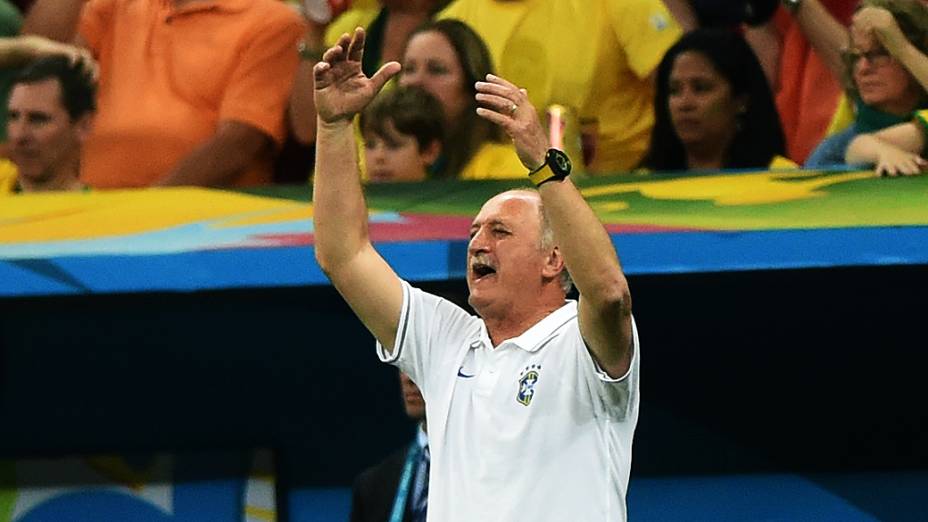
[
  {"left": 18, "top": 168, "right": 83, "bottom": 193},
  {"left": 685, "top": 138, "right": 731, "bottom": 171},
  {"left": 483, "top": 299, "right": 564, "bottom": 347}
]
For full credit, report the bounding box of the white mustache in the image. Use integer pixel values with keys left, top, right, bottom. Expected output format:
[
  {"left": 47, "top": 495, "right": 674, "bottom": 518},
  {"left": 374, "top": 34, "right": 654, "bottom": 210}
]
[{"left": 470, "top": 254, "right": 496, "bottom": 271}]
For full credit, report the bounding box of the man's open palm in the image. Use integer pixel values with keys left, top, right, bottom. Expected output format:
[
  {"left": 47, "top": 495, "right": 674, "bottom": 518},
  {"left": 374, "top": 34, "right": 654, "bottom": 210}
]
[{"left": 313, "top": 28, "right": 401, "bottom": 124}]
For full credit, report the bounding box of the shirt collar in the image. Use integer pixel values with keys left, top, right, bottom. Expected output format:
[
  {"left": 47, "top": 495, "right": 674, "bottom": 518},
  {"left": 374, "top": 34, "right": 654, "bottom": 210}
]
[
  {"left": 481, "top": 300, "right": 577, "bottom": 353},
  {"left": 166, "top": 0, "right": 250, "bottom": 16},
  {"left": 854, "top": 96, "right": 910, "bottom": 133}
]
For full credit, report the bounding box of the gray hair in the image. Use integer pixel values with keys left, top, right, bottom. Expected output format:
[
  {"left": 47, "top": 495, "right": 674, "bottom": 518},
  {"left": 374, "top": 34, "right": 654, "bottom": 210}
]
[{"left": 506, "top": 189, "right": 574, "bottom": 295}]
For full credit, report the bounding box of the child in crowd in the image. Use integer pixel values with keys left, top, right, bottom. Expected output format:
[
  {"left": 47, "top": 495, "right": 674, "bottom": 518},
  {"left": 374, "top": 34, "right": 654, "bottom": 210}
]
[
  {"left": 359, "top": 85, "right": 444, "bottom": 183},
  {"left": 398, "top": 19, "right": 525, "bottom": 180}
]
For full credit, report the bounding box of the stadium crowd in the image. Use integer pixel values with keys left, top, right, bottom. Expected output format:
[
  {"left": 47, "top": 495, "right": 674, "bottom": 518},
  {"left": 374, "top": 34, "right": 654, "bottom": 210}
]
[
  {"left": 0, "top": 0, "right": 925, "bottom": 194},
  {"left": 2, "top": 1, "right": 926, "bottom": 520}
]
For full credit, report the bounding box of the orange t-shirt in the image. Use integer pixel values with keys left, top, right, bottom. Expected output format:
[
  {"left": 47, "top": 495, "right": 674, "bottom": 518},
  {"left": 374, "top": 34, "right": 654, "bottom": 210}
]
[
  {"left": 774, "top": 2, "right": 856, "bottom": 164},
  {"left": 79, "top": 0, "right": 304, "bottom": 188}
]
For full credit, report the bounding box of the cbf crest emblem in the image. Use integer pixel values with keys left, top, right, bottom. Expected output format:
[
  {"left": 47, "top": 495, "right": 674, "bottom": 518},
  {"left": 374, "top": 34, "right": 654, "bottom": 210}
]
[{"left": 516, "top": 364, "right": 542, "bottom": 406}]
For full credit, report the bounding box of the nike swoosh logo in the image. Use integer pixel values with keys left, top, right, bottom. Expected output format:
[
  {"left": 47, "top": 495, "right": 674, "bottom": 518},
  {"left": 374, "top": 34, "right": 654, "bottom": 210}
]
[{"left": 457, "top": 367, "right": 475, "bottom": 378}]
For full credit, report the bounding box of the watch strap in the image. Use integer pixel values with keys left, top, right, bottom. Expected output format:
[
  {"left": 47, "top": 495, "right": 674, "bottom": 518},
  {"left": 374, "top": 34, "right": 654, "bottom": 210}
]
[
  {"left": 529, "top": 149, "right": 571, "bottom": 187},
  {"left": 529, "top": 162, "right": 561, "bottom": 186}
]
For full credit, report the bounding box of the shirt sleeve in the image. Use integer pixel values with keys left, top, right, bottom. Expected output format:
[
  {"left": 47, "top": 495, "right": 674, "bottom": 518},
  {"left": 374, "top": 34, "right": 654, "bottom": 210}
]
[
  {"left": 0, "top": 1, "right": 22, "bottom": 38},
  {"left": 575, "top": 315, "right": 641, "bottom": 420},
  {"left": 914, "top": 110, "right": 928, "bottom": 136},
  {"left": 218, "top": 6, "right": 305, "bottom": 145},
  {"left": 376, "top": 281, "right": 476, "bottom": 396},
  {"left": 608, "top": 0, "right": 681, "bottom": 79}
]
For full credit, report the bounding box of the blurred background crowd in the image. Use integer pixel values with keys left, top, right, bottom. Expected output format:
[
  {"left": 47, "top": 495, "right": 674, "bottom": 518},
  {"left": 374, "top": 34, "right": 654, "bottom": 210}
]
[{"left": 2, "top": 0, "right": 928, "bottom": 191}]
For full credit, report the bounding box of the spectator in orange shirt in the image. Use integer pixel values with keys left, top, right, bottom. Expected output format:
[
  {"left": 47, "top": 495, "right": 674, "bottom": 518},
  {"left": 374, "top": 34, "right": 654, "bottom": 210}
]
[
  {"left": 22, "top": 0, "right": 305, "bottom": 188},
  {"left": 774, "top": 0, "right": 856, "bottom": 163}
]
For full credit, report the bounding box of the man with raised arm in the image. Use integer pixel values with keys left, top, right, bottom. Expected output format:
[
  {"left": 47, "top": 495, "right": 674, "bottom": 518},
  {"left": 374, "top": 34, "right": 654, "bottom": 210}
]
[{"left": 313, "top": 28, "right": 640, "bottom": 522}]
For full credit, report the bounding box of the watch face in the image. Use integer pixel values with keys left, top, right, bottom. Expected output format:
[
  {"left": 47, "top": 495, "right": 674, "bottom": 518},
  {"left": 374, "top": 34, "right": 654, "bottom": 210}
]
[{"left": 550, "top": 149, "right": 572, "bottom": 175}]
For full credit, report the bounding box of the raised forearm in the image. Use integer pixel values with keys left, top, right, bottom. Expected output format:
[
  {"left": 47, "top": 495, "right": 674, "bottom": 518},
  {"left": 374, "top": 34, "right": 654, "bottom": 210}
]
[
  {"left": 540, "top": 177, "right": 631, "bottom": 376},
  {"left": 744, "top": 22, "right": 780, "bottom": 87},
  {"left": 538, "top": 179, "right": 628, "bottom": 307},
  {"left": 663, "top": 0, "right": 698, "bottom": 31},
  {"left": 894, "top": 42, "right": 928, "bottom": 92},
  {"left": 792, "top": 0, "right": 850, "bottom": 81},
  {"left": 22, "top": 0, "right": 87, "bottom": 42},
  {"left": 312, "top": 119, "right": 371, "bottom": 272}
]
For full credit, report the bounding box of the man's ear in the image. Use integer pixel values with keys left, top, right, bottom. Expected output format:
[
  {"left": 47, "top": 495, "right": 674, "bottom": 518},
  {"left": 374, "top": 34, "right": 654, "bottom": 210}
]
[
  {"left": 420, "top": 138, "right": 442, "bottom": 166},
  {"left": 541, "top": 245, "right": 565, "bottom": 281},
  {"left": 74, "top": 113, "right": 93, "bottom": 143}
]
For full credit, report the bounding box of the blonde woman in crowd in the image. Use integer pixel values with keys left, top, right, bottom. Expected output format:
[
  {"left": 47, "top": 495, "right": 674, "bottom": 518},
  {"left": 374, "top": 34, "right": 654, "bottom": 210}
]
[{"left": 797, "top": 0, "right": 928, "bottom": 167}]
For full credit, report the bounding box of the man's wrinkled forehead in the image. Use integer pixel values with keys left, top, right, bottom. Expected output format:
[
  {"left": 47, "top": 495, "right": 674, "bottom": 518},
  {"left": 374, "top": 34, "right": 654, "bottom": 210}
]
[{"left": 472, "top": 190, "right": 541, "bottom": 225}]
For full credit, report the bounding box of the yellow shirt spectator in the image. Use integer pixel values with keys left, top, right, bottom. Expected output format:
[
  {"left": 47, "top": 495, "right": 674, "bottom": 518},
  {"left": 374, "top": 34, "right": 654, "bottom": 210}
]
[
  {"left": 438, "top": 0, "right": 681, "bottom": 174},
  {"left": 324, "top": 0, "right": 381, "bottom": 46},
  {"left": 769, "top": 156, "right": 800, "bottom": 170},
  {"left": 0, "top": 158, "right": 17, "bottom": 193},
  {"left": 457, "top": 142, "right": 526, "bottom": 180}
]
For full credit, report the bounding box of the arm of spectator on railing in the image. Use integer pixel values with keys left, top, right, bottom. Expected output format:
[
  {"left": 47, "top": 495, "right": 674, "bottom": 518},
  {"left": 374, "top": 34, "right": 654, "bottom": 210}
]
[
  {"left": 853, "top": 7, "right": 928, "bottom": 93},
  {"left": 663, "top": 0, "right": 698, "bottom": 31},
  {"left": 785, "top": 0, "right": 850, "bottom": 83},
  {"left": 0, "top": 35, "right": 94, "bottom": 72},
  {"left": 21, "top": 0, "right": 86, "bottom": 44},
  {"left": 155, "top": 121, "right": 273, "bottom": 187},
  {"left": 845, "top": 122, "right": 928, "bottom": 177}
]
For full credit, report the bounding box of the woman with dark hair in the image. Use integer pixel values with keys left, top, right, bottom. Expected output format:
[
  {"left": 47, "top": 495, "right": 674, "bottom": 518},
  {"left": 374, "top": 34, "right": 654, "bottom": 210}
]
[
  {"left": 399, "top": 19, "right": 524, "bottom": 180},
  {"left": 639, "top": 28, "right": 794, "bottom": 172}
]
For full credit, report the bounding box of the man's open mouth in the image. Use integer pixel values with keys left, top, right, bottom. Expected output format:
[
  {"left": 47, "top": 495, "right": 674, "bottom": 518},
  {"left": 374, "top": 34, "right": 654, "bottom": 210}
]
[{"left": 471, "top": 262, "right": 497, "bottom": 279}]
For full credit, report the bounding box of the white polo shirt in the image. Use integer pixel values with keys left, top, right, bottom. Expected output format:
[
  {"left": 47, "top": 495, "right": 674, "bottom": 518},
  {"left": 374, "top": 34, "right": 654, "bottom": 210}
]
[{"left": 377, "top": 281, "right": 640, "bottom": 522}]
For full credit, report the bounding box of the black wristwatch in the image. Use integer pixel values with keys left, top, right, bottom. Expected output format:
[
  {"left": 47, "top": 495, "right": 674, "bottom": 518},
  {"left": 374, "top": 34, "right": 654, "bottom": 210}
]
[{"left": 528, "top": 148, "right": 572, "bottom": 187}]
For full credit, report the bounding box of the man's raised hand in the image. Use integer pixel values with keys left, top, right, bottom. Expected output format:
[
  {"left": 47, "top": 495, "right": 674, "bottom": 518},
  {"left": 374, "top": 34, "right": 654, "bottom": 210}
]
[
  {"left": 475, "top": 74, "right": 548, "bottom": 170},
  {"left": 313, "top": 28, "right": 401, "bottom": 124}
]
